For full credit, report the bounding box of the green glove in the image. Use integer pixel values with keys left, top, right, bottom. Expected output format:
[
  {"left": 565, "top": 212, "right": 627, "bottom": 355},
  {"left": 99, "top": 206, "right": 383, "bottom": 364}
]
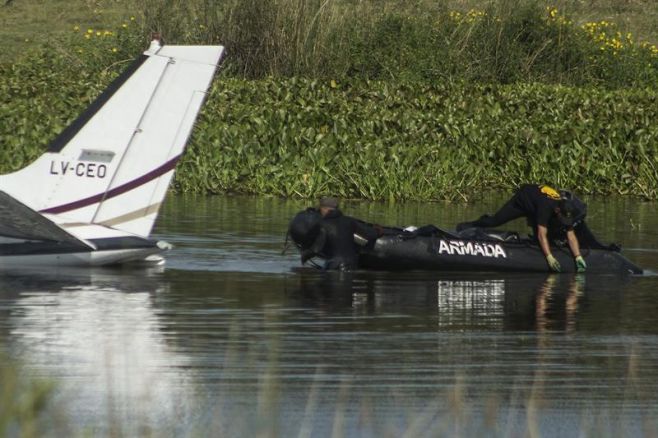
[
  {"left": 546, "top": 254, "right": 561, "bottom": 272},
  {"left": 575, "top": 255, "right": 587, "bottom": 273}
]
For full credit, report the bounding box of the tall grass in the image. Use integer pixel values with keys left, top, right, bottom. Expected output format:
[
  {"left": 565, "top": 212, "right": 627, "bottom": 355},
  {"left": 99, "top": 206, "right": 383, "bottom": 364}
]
[{"left": 135, "top": 0, "right": 658, "bottom": 86}]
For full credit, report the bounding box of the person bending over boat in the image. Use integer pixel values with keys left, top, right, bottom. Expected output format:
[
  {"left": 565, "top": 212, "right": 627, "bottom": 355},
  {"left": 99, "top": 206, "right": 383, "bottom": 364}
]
[
  {"left": 300, "top": 197, "right": 380, "bottom": 271},
  {"left": 456, "top": 184, "right": 593, "bottom": 273}
]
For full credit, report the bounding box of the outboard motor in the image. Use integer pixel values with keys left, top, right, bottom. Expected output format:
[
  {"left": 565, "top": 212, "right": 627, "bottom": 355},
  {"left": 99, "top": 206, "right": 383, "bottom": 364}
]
[{"left": 288, "top": 208, "right": 323, "bottom": 250}]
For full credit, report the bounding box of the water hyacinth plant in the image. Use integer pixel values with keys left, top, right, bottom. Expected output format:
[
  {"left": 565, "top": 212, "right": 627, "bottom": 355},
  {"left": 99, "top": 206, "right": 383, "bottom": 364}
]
[{"left": 177, "top": 78, "right": 658, "bottom": 201}]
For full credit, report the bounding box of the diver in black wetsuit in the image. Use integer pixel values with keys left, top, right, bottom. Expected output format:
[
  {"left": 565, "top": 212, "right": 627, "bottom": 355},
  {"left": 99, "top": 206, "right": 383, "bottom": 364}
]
[
  {"left": 456, "top": 184, "right": 609, "bottom": 273},
  {"left": 300, "top": 197, "right": 380, "bottom": 271}
]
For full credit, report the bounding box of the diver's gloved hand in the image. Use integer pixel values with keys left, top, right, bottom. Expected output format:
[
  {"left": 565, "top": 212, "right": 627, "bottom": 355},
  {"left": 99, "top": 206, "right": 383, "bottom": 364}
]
[
  {"left": 546, "top": 254, "right": 561, "bottom": 272},
  {"left": 575, "top": 255, "right": 587, "bottom": 273}
]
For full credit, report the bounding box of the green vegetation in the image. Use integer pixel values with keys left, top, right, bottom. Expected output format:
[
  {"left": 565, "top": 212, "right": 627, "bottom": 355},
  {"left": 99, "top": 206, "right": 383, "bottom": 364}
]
[
  {"left": 0, "top": 0, "right": 135, "bottom": 62},
  {"left": 0, "top": 0, "right": 657, "bottom": 200},
  {"left": 137, "top": 0, "right": 658, "bottom": 86},
  {"left": 0, "top": 352, "right": 57, "bottom": 437},
  {"left": 179, "top": 78, "right": 658, "bottom": 201},
  {"left": 2, "top": 0, "right": 657, "bottom": 75},
  {"left": 0, "top": 21, "right": 143, "bottom": 172},
  {"left": 2, "top": 0, "right": 657, "bottom": 83}
]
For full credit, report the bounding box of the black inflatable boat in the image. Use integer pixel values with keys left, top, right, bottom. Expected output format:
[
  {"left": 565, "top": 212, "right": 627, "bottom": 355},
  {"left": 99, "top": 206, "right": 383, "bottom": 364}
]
[
  {"left": 358, "top": 226, "right": 642, "bottom": 274},
  {"left": 288, "top": 210, "right": 643, "bottom": 274}
]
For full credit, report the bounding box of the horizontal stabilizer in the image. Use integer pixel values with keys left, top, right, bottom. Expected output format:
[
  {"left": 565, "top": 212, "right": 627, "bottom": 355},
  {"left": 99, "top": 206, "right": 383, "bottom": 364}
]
[{"left": 0, "top": 191, "right": 92, "bottom": 248}]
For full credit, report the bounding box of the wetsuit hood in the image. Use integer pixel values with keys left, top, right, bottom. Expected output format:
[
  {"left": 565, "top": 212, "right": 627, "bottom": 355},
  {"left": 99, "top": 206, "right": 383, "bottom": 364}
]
[{"left": 288, "top": 208, "right": 322, "bottom": 249}]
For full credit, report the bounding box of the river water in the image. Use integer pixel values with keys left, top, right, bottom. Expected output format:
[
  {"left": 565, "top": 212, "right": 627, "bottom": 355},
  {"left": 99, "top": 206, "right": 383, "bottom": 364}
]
[{"left": 1, "top": 195, "right": 657, "bottom": 437}]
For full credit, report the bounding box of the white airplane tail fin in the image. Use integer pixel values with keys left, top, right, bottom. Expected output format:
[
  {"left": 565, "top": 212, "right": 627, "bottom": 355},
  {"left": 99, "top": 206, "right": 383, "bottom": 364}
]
[{"left": 0, "top": 40, "right": 224, "bottom": 237}]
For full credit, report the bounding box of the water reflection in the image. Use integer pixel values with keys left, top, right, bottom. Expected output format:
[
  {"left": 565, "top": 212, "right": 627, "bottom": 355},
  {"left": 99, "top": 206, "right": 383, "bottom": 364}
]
[
  {"left": 0, "top": 267, "right": 198, "bottom": 434},
  {"left": 534, "top": 275, "right": 584, "bottom": 333},
  {"left": 285, "top": 270, "right": 627, "bottom": 334},
  {"left": 1, "top": 266, "right": 657, "bottom": 435},
  {"left": 437, "top": 279, "right": 506, "bottom": 328},
  {"left": 1, "top": 194, "right": 657, "bottom": 435},
  {"left": 280, "top": 269, "right": 658, "bottom": 434}
]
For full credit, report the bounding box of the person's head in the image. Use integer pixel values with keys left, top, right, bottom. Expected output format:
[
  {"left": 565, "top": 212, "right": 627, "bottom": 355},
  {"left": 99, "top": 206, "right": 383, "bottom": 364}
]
[
  {"left": 319, "top": 196, "right": 339, "bottom": 216},
  {"left": 288, "top": 208, "right": 322, "bottom": 249},
  {"left": 555, "top": 190, "right": 586, "bottom": 227}
]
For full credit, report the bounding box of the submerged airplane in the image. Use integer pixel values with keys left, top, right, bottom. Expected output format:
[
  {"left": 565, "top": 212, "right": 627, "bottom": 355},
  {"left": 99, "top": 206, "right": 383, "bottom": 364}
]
[{"left": 0, "top": 39, "right": 224, "bottom": 267}]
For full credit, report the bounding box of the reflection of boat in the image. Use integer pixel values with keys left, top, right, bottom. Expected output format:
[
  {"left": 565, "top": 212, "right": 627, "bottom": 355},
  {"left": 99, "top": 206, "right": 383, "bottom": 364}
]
[
  {"left": 285, "top": 269, "right": 634, "bottom": 332},
  {"left": 288, "top": 211, "right": 643, "bottom": 274}
]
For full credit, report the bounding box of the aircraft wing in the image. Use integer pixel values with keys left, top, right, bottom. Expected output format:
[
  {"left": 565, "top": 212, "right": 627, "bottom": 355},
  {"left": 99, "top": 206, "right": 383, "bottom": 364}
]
[{"left": 0, "top": 191, "right": 93, "bottom": 248}]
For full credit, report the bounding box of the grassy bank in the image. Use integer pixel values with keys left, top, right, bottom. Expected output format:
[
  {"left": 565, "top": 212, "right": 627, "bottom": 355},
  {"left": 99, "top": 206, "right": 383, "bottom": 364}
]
[
  {"left": 1, "top": 1, "right": 657, "bottom": 200},
  {"left": 0, "top": 0, "right": 137, "bottom": 62},
  {"left": 2, "top": 0, "right": 657, "bottom": 84},
  {"left": 135, "top": 0, "right": 658, "bottom": 86},
  {"left": 4, "top": 1, "right": 658, "bottom": 59}
]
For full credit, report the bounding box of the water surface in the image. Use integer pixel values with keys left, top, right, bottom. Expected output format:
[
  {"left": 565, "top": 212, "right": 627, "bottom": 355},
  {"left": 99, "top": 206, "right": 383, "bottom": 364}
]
[{"left": 1, "top": 195, "right": 657, "bottom": 437}]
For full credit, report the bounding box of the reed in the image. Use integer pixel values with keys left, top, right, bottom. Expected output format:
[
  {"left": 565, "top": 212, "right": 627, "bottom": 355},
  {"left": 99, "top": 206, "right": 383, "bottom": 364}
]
[
  {"left": 2, "top": 340, "right": 656, "bottom": 437},
  {"left": 133, "top": 0, "right": 658, "bottom": 85},
  {"left": 0, "top": 352, "right": 58, "bottom": 437},
  {"left": 2, "top": 0, "right": 657, "bottom": 65}
]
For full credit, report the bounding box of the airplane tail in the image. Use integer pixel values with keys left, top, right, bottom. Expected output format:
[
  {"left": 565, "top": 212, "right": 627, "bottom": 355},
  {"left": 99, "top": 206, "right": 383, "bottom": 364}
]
[{"left": 0, "top": 40, "right": 224, "bottom": 238}]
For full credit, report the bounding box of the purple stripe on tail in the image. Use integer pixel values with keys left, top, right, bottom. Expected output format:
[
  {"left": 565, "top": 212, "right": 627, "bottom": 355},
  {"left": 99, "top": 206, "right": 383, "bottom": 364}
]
[{"left": 41, "top": 155, "right": 181, "bottom": 214}]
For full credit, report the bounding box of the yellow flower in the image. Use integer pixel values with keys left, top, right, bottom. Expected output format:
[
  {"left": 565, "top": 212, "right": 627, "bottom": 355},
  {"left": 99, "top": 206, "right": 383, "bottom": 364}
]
[
  {"left": 73, "top": 25, "right": 80, "bottom": 31},
  {"left": 449, "top": 11, "right": 462, "bottom": 21},
  {"left": 85, "top": 34, "right": 91, "bottom": 39},
  {"left": 111, "top": 48, "right": 118, "bottom": 53},
  {"left": 130, "top": 16, "right": 136, "bottom": 21},
  {"left": 96, "top": 31, "right": 101, "bottom": 36},
  {"left": 122, "top": 23, "right": 128, "bottom": 28},
  {"left": 87, "top": 28, "right": 93, "bottom": 34}
]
